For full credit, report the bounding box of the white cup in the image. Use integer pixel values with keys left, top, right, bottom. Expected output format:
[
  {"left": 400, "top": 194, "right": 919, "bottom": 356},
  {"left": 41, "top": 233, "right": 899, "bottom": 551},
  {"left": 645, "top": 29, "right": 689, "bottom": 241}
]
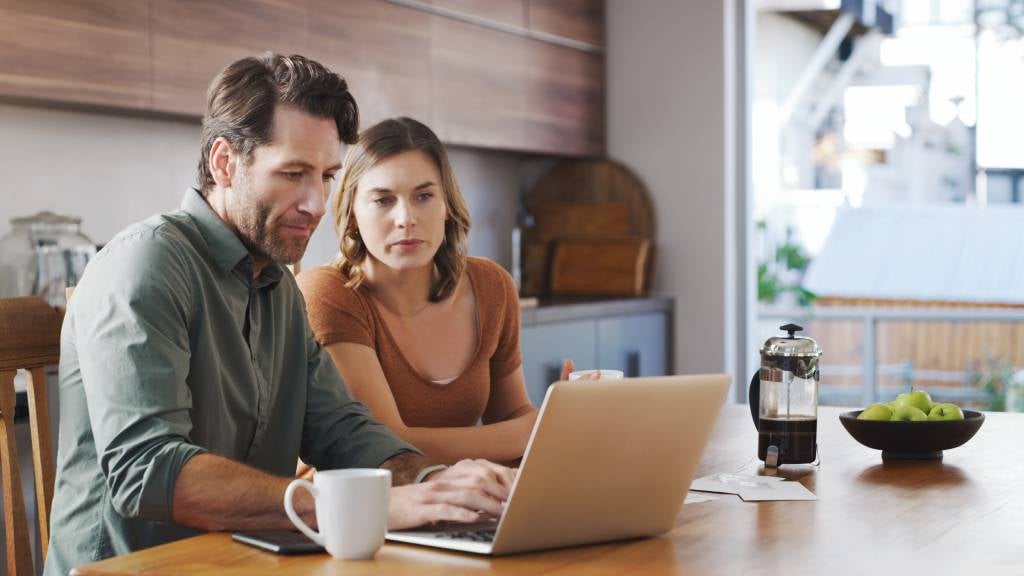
[
  {"left": 568, "top": 369, "right": 625, "bottom": 381},
  {"left": 284, "top": 468, "right": 391, "bottom": 560}
]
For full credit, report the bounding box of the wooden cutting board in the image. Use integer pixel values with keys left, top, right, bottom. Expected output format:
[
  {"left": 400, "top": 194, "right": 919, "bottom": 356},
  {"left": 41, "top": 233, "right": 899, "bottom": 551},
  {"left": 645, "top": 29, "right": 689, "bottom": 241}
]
[
  {"left": 521, "top": 202, "right": 630, "bottom": 296},
  {"left": 530, "top": 202, "right": 631, "bottom": 242},
  {"left": 526, "top": 158, "right": 655, "bottom": 238},
  {"left": 521, "top": 159, "right": 655, "bottom": 296},
  {"left": 547, "top": 238, "right": 652, "bottom": 297}
]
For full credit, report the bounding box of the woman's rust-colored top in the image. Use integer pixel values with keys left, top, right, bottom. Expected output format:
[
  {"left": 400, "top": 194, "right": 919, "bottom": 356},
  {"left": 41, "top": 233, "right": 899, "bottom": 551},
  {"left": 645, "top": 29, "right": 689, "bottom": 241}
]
[{"left": 296, "top": 257, "right": 522, "bottom": 428}]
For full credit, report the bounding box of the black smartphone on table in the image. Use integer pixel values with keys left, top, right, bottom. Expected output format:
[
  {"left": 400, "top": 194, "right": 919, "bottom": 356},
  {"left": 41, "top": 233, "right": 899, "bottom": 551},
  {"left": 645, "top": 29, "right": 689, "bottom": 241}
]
[{"left": 232, "top": 530, "right": 325, "bottom": 555}]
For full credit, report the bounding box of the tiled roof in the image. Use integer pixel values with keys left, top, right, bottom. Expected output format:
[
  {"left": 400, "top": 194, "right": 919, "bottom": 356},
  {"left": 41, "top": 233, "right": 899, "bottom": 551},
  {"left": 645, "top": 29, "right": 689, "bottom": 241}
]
[{"left": 802, "top": 205, "right": 1024, "bottom": 304}]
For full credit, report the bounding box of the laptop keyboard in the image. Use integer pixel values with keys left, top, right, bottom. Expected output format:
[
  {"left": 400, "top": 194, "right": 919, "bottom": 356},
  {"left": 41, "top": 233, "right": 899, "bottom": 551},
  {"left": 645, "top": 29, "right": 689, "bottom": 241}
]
[{"left": 436, "top": 530, "right": 496, "bottom": 543}]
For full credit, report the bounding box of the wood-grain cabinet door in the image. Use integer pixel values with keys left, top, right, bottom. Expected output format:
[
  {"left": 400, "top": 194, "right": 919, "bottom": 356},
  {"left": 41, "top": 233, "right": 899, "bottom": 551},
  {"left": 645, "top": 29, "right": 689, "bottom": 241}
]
[
  {"left": 429, "top": 0, "right": 603, "bottom": 155},
  {"left": 522, "top": 0, "right": 604, "bottom": 155},
  {"left": 526, "top": 0, "right": 604, "bottom": 48},
  {"left": 522, "top": 41, "right": 603, "bottom": 157},
  {"left": 151, "top": 0, "right": 309, "bottom": 116},
  {"left": 0, "top": 0, "right": 605, "bottom": 156},
  {"left": 520, "top": 320, "right": 596, "bottom": 406},
  {"left": 306, "top": 0, "right": 433, "bottom": 128},
  {"left": 0, "top": 0, "right": 151, "bottom": 110},
  {"left": 430, "top": 13, "right": 528, "bottom": 152}
]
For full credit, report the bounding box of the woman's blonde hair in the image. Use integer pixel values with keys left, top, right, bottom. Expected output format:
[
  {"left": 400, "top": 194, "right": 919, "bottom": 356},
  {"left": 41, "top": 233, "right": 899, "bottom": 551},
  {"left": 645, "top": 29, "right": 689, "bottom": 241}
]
[{"left": 332, "top": 117, "right": 471, "bottom": 301}]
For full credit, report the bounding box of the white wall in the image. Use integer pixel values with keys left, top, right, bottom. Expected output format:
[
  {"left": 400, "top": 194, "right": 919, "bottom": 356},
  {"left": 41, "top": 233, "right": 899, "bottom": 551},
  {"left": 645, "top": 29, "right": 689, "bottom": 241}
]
[
  {"left": 0, "top": 103, "right": 198, "bottom": 244},
  {"left": 0, "top": 103, "right": 521, "bottom": 272},
  {"left": 606, "top": 0, "right": 748, "bottom": 384}
]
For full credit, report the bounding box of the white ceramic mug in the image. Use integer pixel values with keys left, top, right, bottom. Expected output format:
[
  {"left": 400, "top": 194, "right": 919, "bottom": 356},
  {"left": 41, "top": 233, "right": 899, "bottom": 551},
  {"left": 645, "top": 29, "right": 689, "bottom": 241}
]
[
  {"left": 284, "top": 468, "right": 391, "bottom": 560},
  {"left": 569, "top": 369, "right": 625, "bottom": 381}
]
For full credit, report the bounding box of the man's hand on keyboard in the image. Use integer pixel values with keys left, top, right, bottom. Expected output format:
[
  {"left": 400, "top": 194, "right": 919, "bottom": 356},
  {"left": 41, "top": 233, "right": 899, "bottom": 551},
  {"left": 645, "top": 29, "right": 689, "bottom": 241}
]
[{"left": 388, "top": 459, "right": 514, "bottom": 531}]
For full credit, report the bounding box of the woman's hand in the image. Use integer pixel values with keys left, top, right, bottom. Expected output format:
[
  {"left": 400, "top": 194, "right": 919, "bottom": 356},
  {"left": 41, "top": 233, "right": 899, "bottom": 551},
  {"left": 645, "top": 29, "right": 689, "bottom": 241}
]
[{"left": 559, "top": 358, "right": 601, "bottom": 381}]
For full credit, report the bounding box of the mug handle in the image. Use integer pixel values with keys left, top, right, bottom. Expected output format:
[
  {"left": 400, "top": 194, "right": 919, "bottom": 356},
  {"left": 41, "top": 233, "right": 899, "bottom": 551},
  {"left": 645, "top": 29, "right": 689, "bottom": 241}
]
[{"left": 284, "top": 479, "right": 324, "bottom": 546}]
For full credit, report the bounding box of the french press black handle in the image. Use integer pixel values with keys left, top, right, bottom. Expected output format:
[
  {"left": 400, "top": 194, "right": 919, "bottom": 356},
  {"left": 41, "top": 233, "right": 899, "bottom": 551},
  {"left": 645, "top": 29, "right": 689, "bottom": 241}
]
[{"left": 748, "top": 370, "right": 760, "bottom": 431}]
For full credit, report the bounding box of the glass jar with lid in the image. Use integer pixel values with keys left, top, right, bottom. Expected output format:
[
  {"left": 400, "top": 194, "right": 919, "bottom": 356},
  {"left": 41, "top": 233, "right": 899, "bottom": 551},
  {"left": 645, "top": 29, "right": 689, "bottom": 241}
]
[{"left": 0, "top": 211, "right": 97, "bottom": 307}]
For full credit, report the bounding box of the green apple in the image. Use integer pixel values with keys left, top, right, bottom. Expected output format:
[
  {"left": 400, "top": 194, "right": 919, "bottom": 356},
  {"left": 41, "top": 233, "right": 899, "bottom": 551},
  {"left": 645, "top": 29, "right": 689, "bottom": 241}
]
[
  {"left": 891, "top": 405, "right": 928, "bottom": 421},
  {"left": 928, "top": 403, "right": 965, "bottom": 421},
  {"left": 857, "top": 403, "right": 894, "bottom": 421},
  {"left": 893, "top": 389, "right": 933, "bottom": 415}
]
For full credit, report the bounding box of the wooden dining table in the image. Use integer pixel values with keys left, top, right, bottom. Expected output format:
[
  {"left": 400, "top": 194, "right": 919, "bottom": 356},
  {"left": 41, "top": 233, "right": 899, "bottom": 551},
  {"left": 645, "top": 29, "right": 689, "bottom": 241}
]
[{"left": 72, "top": 404, "right": 1023, "bottom": 575}]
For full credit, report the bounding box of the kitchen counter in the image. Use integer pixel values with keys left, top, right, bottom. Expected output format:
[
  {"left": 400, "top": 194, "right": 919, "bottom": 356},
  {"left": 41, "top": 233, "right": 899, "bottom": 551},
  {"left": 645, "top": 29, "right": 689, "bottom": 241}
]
[
  {"left": 518, "top": 296, "right": 674, "bottom": 399},
  {"left": 520, "top": 295, "right": 673, "bottom": 326}
]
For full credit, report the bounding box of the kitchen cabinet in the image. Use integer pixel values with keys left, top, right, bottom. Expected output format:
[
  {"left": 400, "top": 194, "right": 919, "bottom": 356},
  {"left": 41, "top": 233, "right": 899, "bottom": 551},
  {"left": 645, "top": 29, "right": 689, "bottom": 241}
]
[
  {"left": 0, "top": 0, "right": 151, "bottom": 110},
  {"left": 521, "top": 39, "right": 603, "bottom": 156},
  {"left": 0, "top": 0, "right": 604, "bottom": 157},
  {"left": 427, "top": 0, "right": 527, "bottom": 28},
  {"left": 520, "top": 319, "right": 596, "bottom": 406},
  {"left": 597, "top": 312, "right": 668, "bottom": 378},
  {"left": 431, "top": 11, "right": 528, "bottom": 151},
  {"left": 519, "top": 299, "right": 672, "bottom": 407},
  {"left": 526, "top": 0, "right": 604, "bottom": 48},
  {"left": 306, "top": 0, "right": 433, "bottom": 128},
  {"left": 425, "top": 0, "right": 603, "bottom": 49},
  {"left": 150, "top": 0, "right": 308, "bottom": 115},
  {"left": 431, "top": 12, "right": 603, "bottom": 156}
]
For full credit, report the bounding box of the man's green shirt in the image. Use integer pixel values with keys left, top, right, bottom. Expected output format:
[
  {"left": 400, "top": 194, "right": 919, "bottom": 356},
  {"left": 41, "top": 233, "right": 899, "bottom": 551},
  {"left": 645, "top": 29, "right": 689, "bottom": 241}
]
[{"left": 44, "top": 189, "right": 416, "bottom": 575}]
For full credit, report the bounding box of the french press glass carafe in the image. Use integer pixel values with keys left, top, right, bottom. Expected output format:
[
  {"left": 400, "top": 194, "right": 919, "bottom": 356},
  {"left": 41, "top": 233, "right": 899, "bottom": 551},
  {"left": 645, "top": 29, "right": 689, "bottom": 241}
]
[{"left": 748, "top": 323, "right": 821, "bottom": 467}]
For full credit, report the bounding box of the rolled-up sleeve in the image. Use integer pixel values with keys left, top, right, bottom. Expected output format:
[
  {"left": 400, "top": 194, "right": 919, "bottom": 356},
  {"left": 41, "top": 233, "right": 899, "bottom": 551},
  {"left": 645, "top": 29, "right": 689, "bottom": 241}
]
[
  {"left": 73, "top": 229, "right": 207, "bottom": 521},
  {"left": 300, "top": 321, "right": 419, "bottom": 470}
]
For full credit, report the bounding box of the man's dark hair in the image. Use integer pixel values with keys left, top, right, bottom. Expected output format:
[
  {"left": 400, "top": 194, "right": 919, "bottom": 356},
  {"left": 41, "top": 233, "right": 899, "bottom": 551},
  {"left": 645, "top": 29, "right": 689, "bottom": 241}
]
[{"left": 197, "top": 52, "right": 359, "bottom": 195}]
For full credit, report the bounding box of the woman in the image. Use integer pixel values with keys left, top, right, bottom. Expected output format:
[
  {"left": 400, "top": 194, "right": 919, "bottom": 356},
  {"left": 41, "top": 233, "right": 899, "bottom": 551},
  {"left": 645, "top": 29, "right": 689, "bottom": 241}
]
[{"left": 298, "top": 117, "right": 579, "bottom": 465}]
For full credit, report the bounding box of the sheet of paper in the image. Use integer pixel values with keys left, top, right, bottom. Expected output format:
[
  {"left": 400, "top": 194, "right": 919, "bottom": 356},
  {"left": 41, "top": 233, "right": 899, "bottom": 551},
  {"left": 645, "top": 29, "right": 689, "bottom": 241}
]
[
  {"left": 684, "top": 491, "right": 720, "bottom": 504},
  {"left": 690, "top": 473, "right": 817, "bottom": 501},
  {"left": 690, "top": 473, "right": 786, "bottom": 495},
  {"left": 738, "top": 480, "right": 818, "bottom": 501}
]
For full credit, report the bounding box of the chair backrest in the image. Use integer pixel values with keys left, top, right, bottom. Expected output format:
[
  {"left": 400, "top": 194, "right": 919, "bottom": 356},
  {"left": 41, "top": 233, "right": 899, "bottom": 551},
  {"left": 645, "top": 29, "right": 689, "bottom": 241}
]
[{"left": 0, "top": 297, "right": 61, "bottom": 575}]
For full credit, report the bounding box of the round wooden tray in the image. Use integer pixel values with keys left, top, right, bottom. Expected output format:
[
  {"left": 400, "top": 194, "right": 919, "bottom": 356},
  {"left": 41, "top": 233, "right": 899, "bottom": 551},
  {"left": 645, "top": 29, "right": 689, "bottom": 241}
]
[{"left": 526, "top": 158, "right": 654, "bottom": 239}]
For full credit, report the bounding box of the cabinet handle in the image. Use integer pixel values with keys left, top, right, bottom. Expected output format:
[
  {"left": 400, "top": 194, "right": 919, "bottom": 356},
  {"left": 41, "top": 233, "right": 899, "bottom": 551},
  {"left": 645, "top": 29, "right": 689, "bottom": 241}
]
[
  {"left": 626, "top": 351, "right": 641, "bottom": 378},
  {"left": 546, "top": 364, "right": 563, "bottom": 387}
]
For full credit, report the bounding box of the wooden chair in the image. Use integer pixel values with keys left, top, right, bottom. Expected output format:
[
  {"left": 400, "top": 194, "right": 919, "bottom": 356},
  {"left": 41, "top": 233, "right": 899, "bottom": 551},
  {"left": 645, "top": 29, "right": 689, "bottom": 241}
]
[{"left": 0, "top": 297, "right": 61, "bottom": 575}]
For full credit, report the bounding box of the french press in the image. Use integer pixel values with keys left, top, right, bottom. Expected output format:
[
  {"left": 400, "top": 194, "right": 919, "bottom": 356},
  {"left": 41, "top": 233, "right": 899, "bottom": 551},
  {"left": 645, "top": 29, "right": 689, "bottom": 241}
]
[{"left": 748, "top": 323, "right": 821, "bottom": 467}]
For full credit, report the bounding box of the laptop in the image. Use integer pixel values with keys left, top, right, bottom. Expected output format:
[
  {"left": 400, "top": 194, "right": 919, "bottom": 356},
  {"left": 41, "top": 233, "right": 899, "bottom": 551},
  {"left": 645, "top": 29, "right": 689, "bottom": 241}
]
[{"left": 386, "top": 373, "right": 731, "bottom": 555}]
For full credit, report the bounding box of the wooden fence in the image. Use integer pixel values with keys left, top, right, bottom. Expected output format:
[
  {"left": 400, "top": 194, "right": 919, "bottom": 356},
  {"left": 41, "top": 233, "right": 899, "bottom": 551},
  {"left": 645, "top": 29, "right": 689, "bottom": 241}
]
[{"left": 761, "top": 298, "right": 1024, "bottom": 410}]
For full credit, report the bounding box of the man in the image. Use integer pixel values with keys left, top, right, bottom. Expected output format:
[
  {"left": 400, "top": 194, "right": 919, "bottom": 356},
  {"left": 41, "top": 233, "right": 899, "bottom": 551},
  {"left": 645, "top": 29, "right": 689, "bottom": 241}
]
[{"left": 45, "top": 53, "right": 512, "bottom": 575}]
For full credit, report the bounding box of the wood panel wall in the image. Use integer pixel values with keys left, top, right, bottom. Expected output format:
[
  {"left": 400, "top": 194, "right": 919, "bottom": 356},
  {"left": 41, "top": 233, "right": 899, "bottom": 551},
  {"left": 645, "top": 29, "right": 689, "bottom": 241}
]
[{"left": 0, "top": 0, "right": 604, "bottom": 156}]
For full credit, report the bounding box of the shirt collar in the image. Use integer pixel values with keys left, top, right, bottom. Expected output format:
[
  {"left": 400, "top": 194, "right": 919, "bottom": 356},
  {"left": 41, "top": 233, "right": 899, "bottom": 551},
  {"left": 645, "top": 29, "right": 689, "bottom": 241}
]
[{"left": 180, "top": 188, "right": 285, "bottom": 288}]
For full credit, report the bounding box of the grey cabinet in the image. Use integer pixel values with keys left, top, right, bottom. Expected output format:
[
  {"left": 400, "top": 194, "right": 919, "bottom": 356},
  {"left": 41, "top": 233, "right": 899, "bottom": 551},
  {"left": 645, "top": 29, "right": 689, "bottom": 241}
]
[
  {"left": 520, "top": 305, "right": 671, "bottom": 407},
  {"left": 521, "top": 319, "right": 596, "bottom": 406},
  {"left": 597, "top": 312, "right": 668, "bottom": 378}
]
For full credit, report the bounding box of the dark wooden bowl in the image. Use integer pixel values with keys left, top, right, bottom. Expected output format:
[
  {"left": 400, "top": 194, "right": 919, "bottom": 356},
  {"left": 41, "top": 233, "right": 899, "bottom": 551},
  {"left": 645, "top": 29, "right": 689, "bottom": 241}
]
[{"left": 839, "top": 409, "right": 985, "bottom": 460}]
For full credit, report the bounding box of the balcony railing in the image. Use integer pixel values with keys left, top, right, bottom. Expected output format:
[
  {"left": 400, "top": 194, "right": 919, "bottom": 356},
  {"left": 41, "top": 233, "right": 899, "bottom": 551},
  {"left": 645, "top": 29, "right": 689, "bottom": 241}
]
[{"left": 758, "top": 305, "right": 1024, "bottom": 409}]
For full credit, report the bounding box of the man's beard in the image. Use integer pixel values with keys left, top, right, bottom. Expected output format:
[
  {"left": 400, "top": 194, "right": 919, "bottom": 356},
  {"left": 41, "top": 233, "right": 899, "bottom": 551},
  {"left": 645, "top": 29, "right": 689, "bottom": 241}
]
[{"left": 232, "top": 179, "right": 311, "bottom": 265}]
